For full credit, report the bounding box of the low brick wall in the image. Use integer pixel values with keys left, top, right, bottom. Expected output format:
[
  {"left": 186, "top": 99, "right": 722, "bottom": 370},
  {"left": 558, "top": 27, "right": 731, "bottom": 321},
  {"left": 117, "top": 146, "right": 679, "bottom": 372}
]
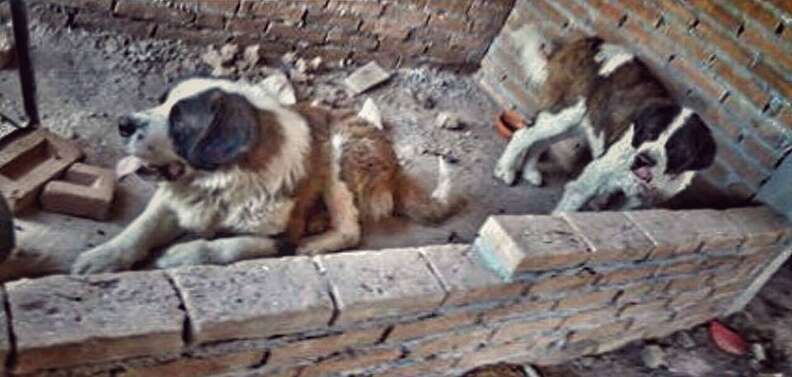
[
  {"left": 30, "top": 0, "right": 514, "bottom": 69},
  {"left": 477, "top": 0, "right": 792, "bottom": 204},
  {"left": 0, "top": 207, "right": 788, "bottom": 376}
]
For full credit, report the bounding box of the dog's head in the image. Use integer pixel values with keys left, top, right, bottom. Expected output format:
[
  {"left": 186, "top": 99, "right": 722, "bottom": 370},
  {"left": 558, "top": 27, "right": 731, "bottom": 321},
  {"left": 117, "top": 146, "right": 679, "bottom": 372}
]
[
  {"left": 118, "top": 79, "right": 261, "bottom": 181},
  {"left": 629, "top": 104, "right": 716, "bottom": 184}
]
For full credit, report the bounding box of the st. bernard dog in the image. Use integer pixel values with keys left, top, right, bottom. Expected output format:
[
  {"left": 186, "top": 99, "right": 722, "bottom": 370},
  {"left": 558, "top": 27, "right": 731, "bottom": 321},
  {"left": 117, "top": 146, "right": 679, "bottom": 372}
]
[
  {"left": 72, "top": 78, "right": 461, "bottom": 274},
  {"left": 494, "top": 35, "right": 717, "bottom": 213}
]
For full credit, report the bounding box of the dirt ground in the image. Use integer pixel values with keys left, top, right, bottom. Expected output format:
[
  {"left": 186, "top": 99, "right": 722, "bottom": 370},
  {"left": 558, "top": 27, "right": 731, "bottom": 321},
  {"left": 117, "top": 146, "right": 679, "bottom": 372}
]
[{"left": 1, "top": 13, "right": 791, "bottom": 377}]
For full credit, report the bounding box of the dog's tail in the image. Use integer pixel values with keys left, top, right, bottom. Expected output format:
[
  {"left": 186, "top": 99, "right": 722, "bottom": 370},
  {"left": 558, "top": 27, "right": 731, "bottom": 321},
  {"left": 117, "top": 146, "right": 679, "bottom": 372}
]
[{"left": 395, "top": 157, "right": 465, "bottom": 225}]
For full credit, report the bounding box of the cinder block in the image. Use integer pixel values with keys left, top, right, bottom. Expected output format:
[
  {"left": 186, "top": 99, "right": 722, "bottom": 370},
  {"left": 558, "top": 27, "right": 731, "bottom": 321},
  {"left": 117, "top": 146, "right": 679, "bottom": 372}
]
[
  {"left": 475, "top": 215, "right": 590, "bottom": 278},
  {"left": 625, "top": 210, "right": 702, "bottom": 257},
  {"left": 420, "top": 244, "right": 525, "bottom": 307},
  {"left": 317, "top": 248, "right": 446, "bottom": 325},
  {"left": 0, "top": 129, "right": 83, "bottom": 213},
  {"left": 168, "top": 256, "right": 334, "bottom": 344},
  {"left": 7, "top": 271, "right": 185, "bottom": 374},
  {"left": 40, "top": 163, "right": 115, "bottom": 220}
]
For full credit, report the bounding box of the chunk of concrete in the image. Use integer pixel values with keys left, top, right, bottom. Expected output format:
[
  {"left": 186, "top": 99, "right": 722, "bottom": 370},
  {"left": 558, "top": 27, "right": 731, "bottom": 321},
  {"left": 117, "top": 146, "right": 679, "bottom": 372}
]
[
  {"left": 358, "top": 98, "right": 383, "bottom": 130},
  {"left": 436, "top": 112, "right": 464, "bottom": 130},
  {"left": 344, "top": 61, "right": 393, "bottom": 95},
  {"left": 7, "top": 271, "right": 185, "bottom": 374},
  {"left": 169, "top": 256, "right": 334, "bottom": 344},
  {"left": 40, "top": 163, "right": 116, "bottom": 220},
  {"left": 260, "top": 73, "right": 297, "bottom": 105},
  {"left": 0, "top": 129, "right": 84, "bottom": 213}
]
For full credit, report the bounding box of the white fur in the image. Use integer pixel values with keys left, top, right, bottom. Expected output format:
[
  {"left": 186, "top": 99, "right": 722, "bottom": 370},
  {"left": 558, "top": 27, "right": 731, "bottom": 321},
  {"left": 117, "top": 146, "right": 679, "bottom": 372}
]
[
  {"left": 513, "top": 25, "right": 549, "bottom": 87},
  {"left": 595, "top": 43, "right": 634, "bottom": 77}
]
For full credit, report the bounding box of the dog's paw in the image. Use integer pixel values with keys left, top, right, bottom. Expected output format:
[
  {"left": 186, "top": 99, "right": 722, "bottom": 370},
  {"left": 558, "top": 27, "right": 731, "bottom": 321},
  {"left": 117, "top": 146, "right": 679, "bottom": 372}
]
[
  {"left": 493, "top": 161, "right": 517, "bottom": 185},
  {"left": 521, "top": 167, "right": 543, "bottom": 186},
  {"left": 71, "top": 245, "right": 132, "bottom": 275},
  {"left": 155, "top": 241, "right": 212, "bottom": 269}
]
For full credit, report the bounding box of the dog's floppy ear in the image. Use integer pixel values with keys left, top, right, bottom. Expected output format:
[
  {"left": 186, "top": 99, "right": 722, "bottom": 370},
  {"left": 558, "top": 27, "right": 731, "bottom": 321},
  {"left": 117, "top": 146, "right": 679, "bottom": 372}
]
[
  {"left": 665, "top": 114, "right": 716, "bottom": 174},
  {"left": 169, "top": 88, "right": 259, "bottom": 170}
]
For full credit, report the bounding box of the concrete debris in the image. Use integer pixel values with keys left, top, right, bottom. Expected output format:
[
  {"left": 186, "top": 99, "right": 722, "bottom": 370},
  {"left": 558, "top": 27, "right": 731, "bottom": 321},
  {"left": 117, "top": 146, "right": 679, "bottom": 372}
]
[
  {"left": 436, "top": 112, "right": 464, "bottom": 130},
  {"left": 752, "top": 343, "right": 767, "bottom": 362},
  {"left": 673, "top": 331, "right": 697, "bottom": 349},
  {"left": 641, "top": 345, "right": 667, "bottom": 369},
  {"left": 344, "top": 61, "right": 393, "bottom": 95},
  {"left": 0, "top": 25, "right": 14, "bottom": 70},
  {"left": 295, "top": 56, "right": 322, "bottom": 74},
  {"left": 412, "top": 89, "right": 436, "bottom": 109},
  {"left": 358, "top": 98, "right": 383, "bottom": 130},
  {"left": 260, "top": 73, "right": 297, "bottom": 106}
]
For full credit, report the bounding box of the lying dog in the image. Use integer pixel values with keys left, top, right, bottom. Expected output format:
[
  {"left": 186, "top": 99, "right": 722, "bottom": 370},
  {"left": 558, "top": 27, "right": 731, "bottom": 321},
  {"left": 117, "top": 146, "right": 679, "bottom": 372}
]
[
  {"left": 72, "top": 78, "right": 460, "bottom": 274},
  {"left": 494, "top": 35, "right": 716, "bottom": 213}
]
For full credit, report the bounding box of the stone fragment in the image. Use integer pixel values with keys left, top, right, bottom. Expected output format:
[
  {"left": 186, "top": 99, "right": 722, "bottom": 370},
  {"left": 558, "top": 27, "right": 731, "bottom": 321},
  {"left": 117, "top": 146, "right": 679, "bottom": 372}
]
[
  {"left": 7, "top": 271, "right": 185, "bottom": 374},
  {"left": 317, "top": 248, "right": 446, "bottom": 324},
  {"left": 344, "top": 61, "right": 393, "bottom": 95},
  {"left": 0, "top": 129, "right": 84, "bottom": 213},
  {"left": 436, "top": 112, "right": 464, "bottom": 130},
  {"left": 40, "top": 163, "right": 115, "bottom": 220},
  {"left": 260, "top": 73, "right": 297, "bottom": 105},
  {"left": 358, "top": 98, "right": 383, "bottom": 130},
  {"left": 169, "top": 256, "right": 334, "bottom": 344},
  {"left": 641, "top": 345, "right": 667, "bottom": 369}
]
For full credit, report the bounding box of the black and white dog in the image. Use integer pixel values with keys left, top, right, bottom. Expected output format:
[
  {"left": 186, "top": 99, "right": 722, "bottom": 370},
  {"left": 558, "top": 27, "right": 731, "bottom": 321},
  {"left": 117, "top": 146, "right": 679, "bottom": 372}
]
[{"left": 494, "top": 31, "right": 716, "bottom": 213}]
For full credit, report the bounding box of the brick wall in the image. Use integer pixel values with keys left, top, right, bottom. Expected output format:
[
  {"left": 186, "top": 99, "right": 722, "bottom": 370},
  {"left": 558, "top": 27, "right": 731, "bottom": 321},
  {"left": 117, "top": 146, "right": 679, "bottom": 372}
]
[
  {"left": 477, "top": 0, "right": 792, "bottom": 205},
  {"left": 31, "top": 0, "right": 515, "bottom": 69},
  {"left": 0, "top": 207, "right": 788, "bottom": 376}
]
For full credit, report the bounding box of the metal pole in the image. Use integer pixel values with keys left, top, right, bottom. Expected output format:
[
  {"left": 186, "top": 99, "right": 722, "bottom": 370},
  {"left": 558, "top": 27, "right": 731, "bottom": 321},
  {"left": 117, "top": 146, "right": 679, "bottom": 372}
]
[{"left": 9, "top": 0, "right": 39, "bottom": 128}]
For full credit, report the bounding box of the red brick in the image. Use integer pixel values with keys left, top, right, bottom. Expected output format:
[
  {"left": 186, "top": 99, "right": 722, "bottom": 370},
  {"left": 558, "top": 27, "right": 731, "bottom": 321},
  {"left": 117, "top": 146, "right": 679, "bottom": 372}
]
[
  {"left": 481, "top": 300, "right": 556, "bottom": 323},
  {"left": 562, "top": 307, "right": 619, "bottom": 329},
  {"left": 267, "top": 327, "right": 384, "bottom": 367},
  {"left": 529, "top": 272, "right": 597, "bottom": 296},
  {"left": 621, "top": 0, "right": 663, "bottom": 26},
  {"left": 299, "top": 347, "right": 401, "bottom": 377},
  {"left": 453, "top": 341, "right": 535, "bottom": 372},
  {"left": 657, "top": 259, "right": 701, "bottom": 277},
  {"left": 114, "top": 0, "right": 196, "bottom": 24},
  {"left": 752, "top": 62, "right": 792, "bottom": 104},
  {"left": 377, "top": 357, "right": 458, "bottom": 377},
  {"left": 662, "top": 23, "right": 710, "bottom": 63},
  {"left": 119, "top": 351, "right": 261, "bottom": 377},
  {"left": 556, "top": 290, "right": 618, "bottom": 311},
  {"left": 712, "top": 60, "right": 771, "bottom": 110},
  {"left": 669, "top": 289, "right": 712, "bottom": 309},
  {"left": 0, "top": 129, "right": 84, "bottom": 213},
  {"left": 678, "top": 209, "right": 746, "bottom": 252},
  {"left": 741, "top": 27, "right": 792, "bottom": 75},
  {"left": 409, "top": 326, "right": 493, "bottom": 358},
  {"left": 427, "top": 0, "right": 472, "bottom": 15},
  {"left": 725, "top": 207, "right": 791, "bottom": 247},
  {"left": 666, "top": 274, "right": 712, "bottom": 293},
  {"left": 598, "top": 266, "right": 657, "bottom": 285},
  {"left": 173, "top": 0, "right": 240, "bottom": 16},
  {"left": 490, "top": 317, "right": 562, "bottom": 344},
  {"left": 387, "top": 311, "right": 478, "bottom": 342},
  {"left": 741, "top": 135, "right": 782, "bottom": 170},
  {"left": 266, "top": 23, "right": 326, "bottom": 44},
  {"left": 568, "top": 320, "right": 630, "bottom": 343},
  {"left": 669, "top": 57, "right": 728, "bottom": 101},
  {"left": 40, "top": 163, "right": 115, "bottom": 220},
  {"left": 428, "top": 13, "right": 470, "bottom": 33},
  {"left": 619, "top": 299, "right": 671, "bottom": 319},
  {"left": 616, "top": 282, "right": 656, "bottom": 305},
  {"left": 244, "top": 2, "right": 306, "bottom": 21},
  {"left": 530, "top": 0, "right": 569, "bottom": 28},
  {"left": 325, "top": 0, "right": 385, "bottom": 16},
  {"left": 306, "top": 13, "right": 361, "bottom": 32},
  {"left": 688, "top": 0, "right": 742, "bottom": 32},
  {"left": 72, "top": 13, "right": 156, "bottom": 38},
  {"left": 45, "top": 0, "right": 113, "bottom": 11}
]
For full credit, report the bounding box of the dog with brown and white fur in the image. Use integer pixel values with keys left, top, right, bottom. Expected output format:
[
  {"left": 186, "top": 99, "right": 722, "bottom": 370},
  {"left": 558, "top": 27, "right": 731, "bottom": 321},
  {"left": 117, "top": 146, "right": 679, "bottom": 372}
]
[
  {"left": 72, "top": 78, "right": 461, "bottom": 274},
  {"left": 494, "top": 30, "right": 716, "bottom": 213}
]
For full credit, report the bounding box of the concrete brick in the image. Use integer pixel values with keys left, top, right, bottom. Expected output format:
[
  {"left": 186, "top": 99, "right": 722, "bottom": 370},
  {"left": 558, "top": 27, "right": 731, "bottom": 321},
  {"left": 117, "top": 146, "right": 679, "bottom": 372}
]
[
  {"left": 318, "top": 248, "right": 446, "bottom": 325},
  {"left": 421, "top": 244, "right": 525, "bottom": 306},
  {"left": 344, "top": 61, "right": 394, "bottom": 95},
  {"left": 0, "top": 129, "right": 84, "bottom": 213},
  {"left": 408, "top": 326, "right": 492, "bottom": 358},
  {"left": 8, "top": 271, "right": 184, "bottom": 374},
  {"left": 388, "top": 311, "right": 478, "bottom": 342},
  {"left": 267, "top": 327, "right": 384, "bottom": 367},
  {"left": 562, "top": 212, "right": 654, "bottom": 263},
  {"left": 169, "top": 257, "right": 334, "bottom": 344},
  {"left": 299, "top": 346, "right": 401, "bottom": 377},
  {"left": 475, "top": 215, "right": 590, "bottom": 278},
  {"left": 625, "top": 210, "right": 702, "bottom": 257},
  {"left": 481, "top": 299, "right": 556, "bottom": 323},
  {"left": 490, "top": 317, "right": 562, "bottom": 344},
  {"left": 562, "top": 307, "right": 619, "bottom": 330},
  {"left": 40, "top": 163, "right": 115, "bottom": 220},
  {"left": 725, "top": 207, "right": 792, "bottom": 247},
  {"left": 119, "top": 351, "right": 263, "bottom": 377}
]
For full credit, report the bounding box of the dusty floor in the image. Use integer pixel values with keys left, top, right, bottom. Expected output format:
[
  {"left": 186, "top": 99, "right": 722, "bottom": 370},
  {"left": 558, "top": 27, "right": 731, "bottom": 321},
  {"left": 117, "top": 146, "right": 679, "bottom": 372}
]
[{"left": 0, "top": 18, "right": 571, "bottom": 280}]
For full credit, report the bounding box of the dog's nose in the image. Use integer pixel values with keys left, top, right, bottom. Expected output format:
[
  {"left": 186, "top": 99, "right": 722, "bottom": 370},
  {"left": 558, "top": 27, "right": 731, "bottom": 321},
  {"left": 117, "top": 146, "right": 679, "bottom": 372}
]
[{"left": 118, "top": 115, "right": 139, "bottom": 138}]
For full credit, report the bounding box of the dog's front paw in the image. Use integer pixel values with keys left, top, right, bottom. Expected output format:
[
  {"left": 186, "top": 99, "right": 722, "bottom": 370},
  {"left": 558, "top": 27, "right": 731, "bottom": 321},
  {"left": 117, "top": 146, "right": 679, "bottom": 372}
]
[
  {"left": 155, "top": 241, "right": 212, "bottom": 269},
  {"left": 521, "top": 167, "right": 543, "bottom": 186},
  {"left": 494, "top": 160, "right": 517, "bottom": 185},
  {"left": 71, "top": 244, "right": 134, "bottom": 275}
]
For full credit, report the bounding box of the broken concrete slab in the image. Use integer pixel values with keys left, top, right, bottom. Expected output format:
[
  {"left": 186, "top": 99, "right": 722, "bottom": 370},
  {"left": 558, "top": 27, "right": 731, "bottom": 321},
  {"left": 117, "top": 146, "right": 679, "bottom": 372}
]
[
  {"left": 260, "top": 73, "right": 297, "bottom": 105},
  {"left": 436, "top": 112, "right": 464, "bottom": 130},
  {"left": 7, "top": 271, "right": 185, "bottom": 374},
  {"left": 0, "top": 25, "right": 13, "bottom": 69},
  {"left": 344, "top": 61, "right": 393, "bottom": 95},
  {"left": 40, "top": 162, "right": 116, "bottom": 220},
  {"left": 0, "top": 129, "right": 84, "bottom": 213},
  {"left": 168, "top": 256, "right": 334, "bottom": 344}
]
